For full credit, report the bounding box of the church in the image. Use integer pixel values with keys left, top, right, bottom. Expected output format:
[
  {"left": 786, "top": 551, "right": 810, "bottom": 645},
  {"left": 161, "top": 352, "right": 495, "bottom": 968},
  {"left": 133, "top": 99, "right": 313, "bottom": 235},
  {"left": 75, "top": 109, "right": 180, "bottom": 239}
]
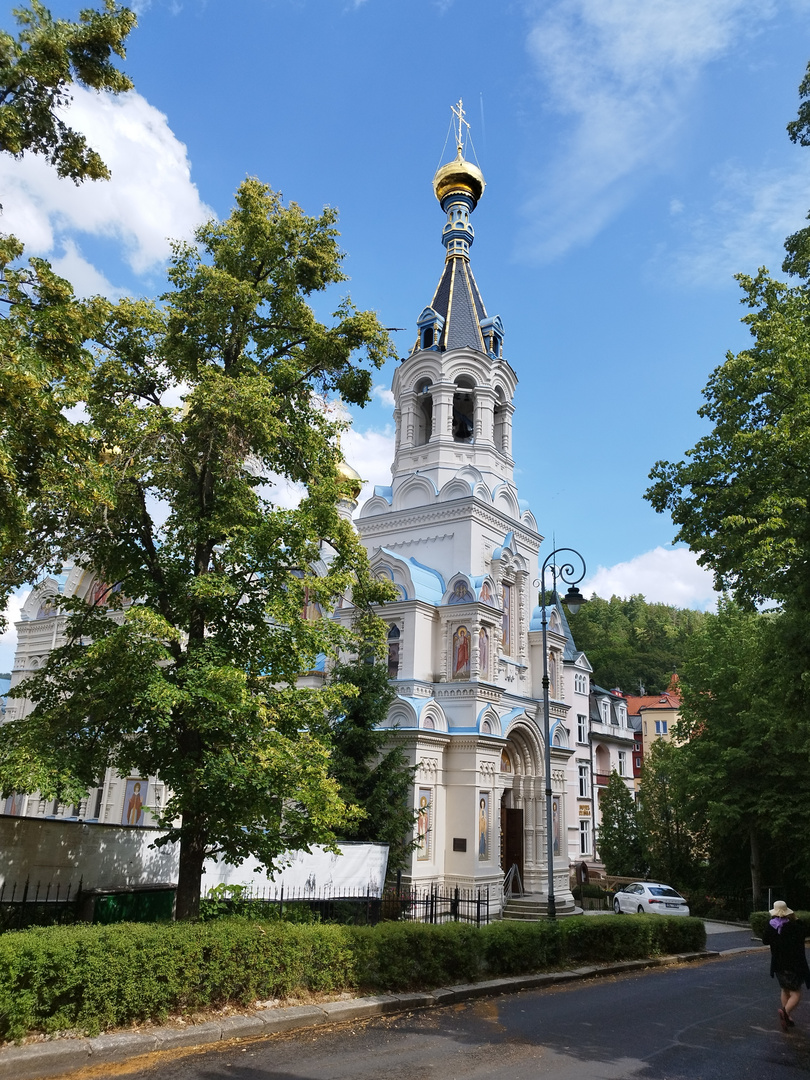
[{"left": 343, "top": 113, "right": 592, "bottom": 914}]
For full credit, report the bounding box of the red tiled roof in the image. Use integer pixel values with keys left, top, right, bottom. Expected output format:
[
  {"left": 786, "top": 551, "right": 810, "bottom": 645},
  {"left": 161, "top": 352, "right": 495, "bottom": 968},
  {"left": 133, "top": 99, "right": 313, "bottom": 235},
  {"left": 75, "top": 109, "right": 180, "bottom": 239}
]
[{"left": 625, "top": 690, "right": 681, "bottom": 715}]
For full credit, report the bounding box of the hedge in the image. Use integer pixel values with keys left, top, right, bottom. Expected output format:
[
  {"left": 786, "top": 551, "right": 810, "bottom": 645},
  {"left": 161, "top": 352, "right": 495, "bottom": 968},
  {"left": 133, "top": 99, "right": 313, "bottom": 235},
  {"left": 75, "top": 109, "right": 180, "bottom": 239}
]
[
  {"left": 0, "top": 915, "right": 705, "bottom": 1043},
  {"left": 750, "top": 910, "right": 810, "bottom": 939}
]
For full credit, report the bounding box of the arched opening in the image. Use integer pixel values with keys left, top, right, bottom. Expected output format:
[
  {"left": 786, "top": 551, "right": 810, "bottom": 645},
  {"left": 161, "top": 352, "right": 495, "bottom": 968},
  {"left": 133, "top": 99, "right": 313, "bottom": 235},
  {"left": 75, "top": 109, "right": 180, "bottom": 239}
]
[
  {"left": 415, "top": 379, "right": 433, "bottom": 445},
  {"left": 387, "top": 624, "right": 400, "bottom": 678},
  {"left": 452, "top": 376, "right": 475, "bottom": 443},
  {"left": 494, "top": 386, "right": 508, "bottom": 454}
]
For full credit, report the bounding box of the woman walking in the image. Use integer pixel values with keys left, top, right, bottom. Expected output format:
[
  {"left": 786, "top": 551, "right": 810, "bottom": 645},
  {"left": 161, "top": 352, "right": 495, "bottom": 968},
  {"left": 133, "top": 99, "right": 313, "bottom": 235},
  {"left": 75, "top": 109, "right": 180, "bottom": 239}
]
[{"left": 762, "top": 901, "right": 810, "bottom": 1031}]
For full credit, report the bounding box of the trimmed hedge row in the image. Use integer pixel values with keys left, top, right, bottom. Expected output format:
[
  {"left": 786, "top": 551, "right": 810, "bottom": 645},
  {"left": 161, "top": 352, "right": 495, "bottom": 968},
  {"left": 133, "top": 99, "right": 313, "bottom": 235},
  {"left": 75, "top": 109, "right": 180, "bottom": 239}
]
[
  {"left": 750, "top": 910, "right": 810, "bottom": 938},
  {"left": 0, "top": 915, "right": 706, "bottom": 1043}
]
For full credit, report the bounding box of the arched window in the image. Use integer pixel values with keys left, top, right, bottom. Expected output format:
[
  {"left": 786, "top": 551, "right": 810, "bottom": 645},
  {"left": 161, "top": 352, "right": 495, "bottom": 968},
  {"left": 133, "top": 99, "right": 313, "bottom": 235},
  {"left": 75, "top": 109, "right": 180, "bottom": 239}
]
[
  {"left": 415, "top": 379, "right": 433, "bottom": 445},
  {"left": 494, "top": 386, "right": 508, "bottom": 454},
  {"left": 452, "top": 376, "right": 475, "bottom": 443},
  {"left": 387, "top": 624, "right": 401, "bottom": 679}
]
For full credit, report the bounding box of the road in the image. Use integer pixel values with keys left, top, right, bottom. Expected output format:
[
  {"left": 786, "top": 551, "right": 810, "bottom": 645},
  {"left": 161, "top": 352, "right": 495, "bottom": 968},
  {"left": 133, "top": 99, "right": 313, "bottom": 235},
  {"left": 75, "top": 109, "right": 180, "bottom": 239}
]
[{"left": 116, "top": 948, "right": 810, "bottom": 1080}]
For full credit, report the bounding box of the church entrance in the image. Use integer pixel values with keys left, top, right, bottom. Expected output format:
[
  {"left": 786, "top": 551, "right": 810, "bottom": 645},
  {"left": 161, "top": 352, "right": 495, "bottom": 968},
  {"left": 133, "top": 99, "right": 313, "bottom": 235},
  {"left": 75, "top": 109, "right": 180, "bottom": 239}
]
[{"left": 500, "top": 791, "right": 523, "bottom": 891}]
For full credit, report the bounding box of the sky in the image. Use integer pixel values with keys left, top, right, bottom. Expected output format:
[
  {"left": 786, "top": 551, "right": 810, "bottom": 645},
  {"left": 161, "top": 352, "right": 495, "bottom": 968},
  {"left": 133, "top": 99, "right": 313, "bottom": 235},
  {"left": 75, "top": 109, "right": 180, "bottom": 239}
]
[{"left": 2, "top": 0, "right": 810, "bottom": 668}]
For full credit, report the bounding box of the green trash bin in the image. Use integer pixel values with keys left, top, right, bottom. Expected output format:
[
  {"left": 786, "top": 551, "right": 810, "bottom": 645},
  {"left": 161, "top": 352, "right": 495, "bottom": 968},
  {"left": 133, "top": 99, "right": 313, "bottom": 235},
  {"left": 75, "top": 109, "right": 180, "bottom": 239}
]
[{"left": 85, "top": 883, "right": 176, "bottom": 924}]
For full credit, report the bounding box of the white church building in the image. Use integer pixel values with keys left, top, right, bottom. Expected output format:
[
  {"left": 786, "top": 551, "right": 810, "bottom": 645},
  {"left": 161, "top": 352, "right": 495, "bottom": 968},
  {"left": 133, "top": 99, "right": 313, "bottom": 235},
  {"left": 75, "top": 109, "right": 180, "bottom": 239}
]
[{"left": 344, "top": 133, "right": 595, "bottom": 913}]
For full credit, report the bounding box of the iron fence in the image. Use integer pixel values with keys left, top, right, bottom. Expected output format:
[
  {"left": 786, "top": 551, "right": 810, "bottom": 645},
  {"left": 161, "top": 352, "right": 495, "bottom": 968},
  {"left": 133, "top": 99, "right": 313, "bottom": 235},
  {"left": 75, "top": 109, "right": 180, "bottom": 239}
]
[
  {"left": 0, "top": 878, "right": 82, "bottom": 930},
  {"left": 201, "top": 881, "right": 492, "bottom": 926}
]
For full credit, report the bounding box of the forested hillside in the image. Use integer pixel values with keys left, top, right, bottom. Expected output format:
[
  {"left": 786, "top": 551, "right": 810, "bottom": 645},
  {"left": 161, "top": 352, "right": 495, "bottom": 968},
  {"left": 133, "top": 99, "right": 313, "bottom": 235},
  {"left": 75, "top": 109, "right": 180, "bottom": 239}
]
[{"left": 567, "top": 594, "right": 707, "bottom": 694}]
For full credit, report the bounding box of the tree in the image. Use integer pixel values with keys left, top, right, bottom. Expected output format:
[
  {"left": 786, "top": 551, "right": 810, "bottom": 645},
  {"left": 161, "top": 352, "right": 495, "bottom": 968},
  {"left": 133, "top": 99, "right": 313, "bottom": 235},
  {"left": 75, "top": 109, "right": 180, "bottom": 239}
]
[
  {"left": 0, "top": 0, "right": 135, "bottom": 180},
  {"left": 596, "top": 771, "right": 643, "bottom": 876},
  {"left": 326, "top": 659, "right": 416, "bottom": 874},
  {"left": 568, "top": 594, "right": 706, "bottom": 694},
  {"left": 636, "top": 738, "right": 703, "bottom": 888},
  {"left": 678, "top": 601, "right": 810, "bottom": 902},
  {"left": 0, "top": 178, "right": 397, "bottom": 918},
  {"left": 0, "top": 1, "right": 136, "bottom": 620}
]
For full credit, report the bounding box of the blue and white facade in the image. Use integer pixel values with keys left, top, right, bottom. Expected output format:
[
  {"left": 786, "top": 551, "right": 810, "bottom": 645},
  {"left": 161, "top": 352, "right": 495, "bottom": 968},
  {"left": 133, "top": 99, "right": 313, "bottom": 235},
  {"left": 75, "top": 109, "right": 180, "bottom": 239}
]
[{"left": 355, "top": 146, "right": 581, "bottom": 910}]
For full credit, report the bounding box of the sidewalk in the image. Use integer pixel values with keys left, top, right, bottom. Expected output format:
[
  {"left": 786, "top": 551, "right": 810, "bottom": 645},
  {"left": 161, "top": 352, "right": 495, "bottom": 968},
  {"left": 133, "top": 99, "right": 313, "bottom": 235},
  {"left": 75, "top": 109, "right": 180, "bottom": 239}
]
[{"left": 0, "top": 948, "right": 736, "bottom": 1080}]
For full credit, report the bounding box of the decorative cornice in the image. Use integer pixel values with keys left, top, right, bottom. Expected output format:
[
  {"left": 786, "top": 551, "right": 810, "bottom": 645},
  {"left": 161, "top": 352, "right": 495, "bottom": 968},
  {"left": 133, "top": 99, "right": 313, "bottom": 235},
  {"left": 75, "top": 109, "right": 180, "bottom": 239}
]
[{"left": 358, "top": 497, "right": 542, "bottom": 548}]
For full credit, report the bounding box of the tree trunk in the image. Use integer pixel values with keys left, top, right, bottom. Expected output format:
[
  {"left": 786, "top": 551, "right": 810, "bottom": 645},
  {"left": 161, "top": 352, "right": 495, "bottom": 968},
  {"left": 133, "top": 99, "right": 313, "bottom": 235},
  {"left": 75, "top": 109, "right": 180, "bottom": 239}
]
[
  {"left": 175, "top": 825, "right": 207, "bottom": 920},
  {"left": 750, "top": 827, "right": 762, "bottom": 910}
]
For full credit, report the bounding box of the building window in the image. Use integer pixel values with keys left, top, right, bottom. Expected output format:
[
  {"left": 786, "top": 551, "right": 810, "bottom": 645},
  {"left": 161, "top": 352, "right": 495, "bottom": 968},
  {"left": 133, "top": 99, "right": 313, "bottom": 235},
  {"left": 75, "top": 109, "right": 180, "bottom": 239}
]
[
  {"left": 655, "top": 720, "right": 668, "bottom": 735},
  {"left": 579, "top": 818, "right": 591, "bottom": 856},
  {"left": 634, "top": 741, "right": 641, "bottom": 751},
  {"left": 501, "top": 582, "right": 512, "bottom": 655},
  {"left": 577, "top": 714, "right": 587, "bottom": 744},
  {"left": 578, "top": 763, "right": 590, "bottom": 798},
  {"left": 575, "top": 673, "right": 588, "bottom": 695},
  {"left": 387, "top": 625, "right": 400, "bottom": 679},
  {"left": 618, "top": 751, "right": 627, "bottom": 776},
  {"left": 601, "top": 700, "right": 610, "bottom": 723},
  {"left": 635, "top": 756, "right": 641, "bottom": 769}
]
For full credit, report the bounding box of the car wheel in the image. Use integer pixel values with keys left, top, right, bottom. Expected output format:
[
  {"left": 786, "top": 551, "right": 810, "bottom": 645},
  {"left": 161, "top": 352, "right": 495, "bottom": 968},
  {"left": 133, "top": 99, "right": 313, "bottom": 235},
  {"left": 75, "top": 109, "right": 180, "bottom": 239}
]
[
  {"left": 637, "top": 904, "right": 645, "bottom": 914},
  {"left": 614, "top": 898, "right": 621, "bottom": 914}
]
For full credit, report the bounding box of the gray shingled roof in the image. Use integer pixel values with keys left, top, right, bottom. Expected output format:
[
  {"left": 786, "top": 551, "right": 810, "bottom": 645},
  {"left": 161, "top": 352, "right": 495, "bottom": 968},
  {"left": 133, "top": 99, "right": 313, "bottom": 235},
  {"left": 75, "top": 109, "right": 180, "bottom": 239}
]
[{"left": 429, "top": 258, "right": 488, "bottom": 352}]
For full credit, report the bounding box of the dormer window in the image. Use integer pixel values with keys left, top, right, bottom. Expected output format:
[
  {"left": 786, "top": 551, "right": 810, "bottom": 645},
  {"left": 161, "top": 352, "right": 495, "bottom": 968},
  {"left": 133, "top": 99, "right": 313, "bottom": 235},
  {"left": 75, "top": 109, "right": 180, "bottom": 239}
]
[
  {"left": 416, "top": 306, "right": 445, "bottom": 352},
  {"left": 479, "top": 315, "right": 504, "bottom": 359}
]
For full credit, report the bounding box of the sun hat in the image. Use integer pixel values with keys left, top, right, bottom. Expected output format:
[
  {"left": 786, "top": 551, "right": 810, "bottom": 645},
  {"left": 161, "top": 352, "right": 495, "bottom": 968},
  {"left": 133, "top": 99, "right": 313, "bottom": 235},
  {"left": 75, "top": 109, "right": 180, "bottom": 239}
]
[{"left": 770, "top": 900, "right": 794, "bottom": 917}]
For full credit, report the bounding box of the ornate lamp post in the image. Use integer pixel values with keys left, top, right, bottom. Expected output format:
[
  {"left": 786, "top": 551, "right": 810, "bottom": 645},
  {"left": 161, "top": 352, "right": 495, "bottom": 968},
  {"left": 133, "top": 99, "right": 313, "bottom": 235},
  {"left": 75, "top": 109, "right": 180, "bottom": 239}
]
[{"left": 536, "top": 548, "right": 587, "bottom": 919}]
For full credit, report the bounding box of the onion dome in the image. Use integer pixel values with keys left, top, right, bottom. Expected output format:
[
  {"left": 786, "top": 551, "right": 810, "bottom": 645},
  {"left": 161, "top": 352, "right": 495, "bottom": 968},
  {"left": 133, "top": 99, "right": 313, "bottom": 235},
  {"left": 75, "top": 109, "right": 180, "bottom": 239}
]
[
  {"left": 337, "top": 460, "right": 363, "bottom": 501},
  {"left": 432, "top": 149, "right": 485, "bottom": 210}
]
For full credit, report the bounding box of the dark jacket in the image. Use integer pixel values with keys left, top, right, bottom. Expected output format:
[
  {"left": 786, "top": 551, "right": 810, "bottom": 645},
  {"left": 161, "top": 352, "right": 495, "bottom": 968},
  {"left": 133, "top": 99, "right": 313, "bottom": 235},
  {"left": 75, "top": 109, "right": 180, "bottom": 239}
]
[{"left": 762, "top": 918, "right": 810, "bottom": 987}]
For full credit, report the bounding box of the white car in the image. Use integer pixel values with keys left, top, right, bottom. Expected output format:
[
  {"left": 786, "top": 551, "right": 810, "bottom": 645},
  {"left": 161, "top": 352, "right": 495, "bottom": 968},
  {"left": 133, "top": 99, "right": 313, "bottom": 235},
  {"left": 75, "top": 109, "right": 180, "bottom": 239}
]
[{"left": 613, "top": 882, "right": 690, "bottom": 916}]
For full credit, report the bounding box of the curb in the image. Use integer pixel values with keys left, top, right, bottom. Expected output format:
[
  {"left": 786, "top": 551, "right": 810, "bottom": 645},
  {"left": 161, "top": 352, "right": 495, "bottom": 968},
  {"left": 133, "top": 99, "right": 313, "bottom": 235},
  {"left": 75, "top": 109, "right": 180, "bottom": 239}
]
[{"left": 0, "top": 950, "right": 721, "bottom": 1080}]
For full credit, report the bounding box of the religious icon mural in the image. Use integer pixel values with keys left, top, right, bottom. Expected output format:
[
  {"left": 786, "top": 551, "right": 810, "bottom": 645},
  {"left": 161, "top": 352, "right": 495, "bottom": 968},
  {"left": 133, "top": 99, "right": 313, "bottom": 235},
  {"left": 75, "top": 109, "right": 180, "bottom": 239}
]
[
  {"left": 3, "top": 792, "right": 24, "bottom": 815},
  {"left": 478, "top": 792, "right": 489, "bottom": 860},
  {"left": 122, "top": 779, "right": 146, "bottom": 827},
  {"left": 500, "top": 749, "right": 512, "bottom": 773},
  {"left": 552, "top": 796, "right": 561, "bottom": 857},
  {"left": 449, "top": 579, "right": 475, "bottom": 604},
  {"left": 478, "top": 627, "right": 489, "bottom": 678},
  {"left": 452, "top": 626, "right": 471, "bottom": 678},
  {"left": 417, "top": 789, "right": 431, "bottom": 860},
  {"left": 480, "top": 581, "right": 493, "bottom": 605},
  {"left": 387, "top": 624, "right": 401, "bottom": 678}
]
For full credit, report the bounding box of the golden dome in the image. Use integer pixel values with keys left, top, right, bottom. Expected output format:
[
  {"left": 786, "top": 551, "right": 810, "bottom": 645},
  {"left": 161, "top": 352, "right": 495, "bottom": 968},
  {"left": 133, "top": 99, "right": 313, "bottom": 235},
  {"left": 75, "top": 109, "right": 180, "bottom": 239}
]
[
  {"left": 433, "top": 151, "right": 485, "bottom": 208},
  {"left": 337, "top": 460, "right": 363, "bottom": 501}
]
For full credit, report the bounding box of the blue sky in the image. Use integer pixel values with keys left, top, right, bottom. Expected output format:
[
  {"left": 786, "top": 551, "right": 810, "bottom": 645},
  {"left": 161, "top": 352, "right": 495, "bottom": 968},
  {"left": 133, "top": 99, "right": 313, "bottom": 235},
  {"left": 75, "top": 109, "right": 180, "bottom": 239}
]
[{"left": 2, "top": 0, "right": 810, "bottom": 666}]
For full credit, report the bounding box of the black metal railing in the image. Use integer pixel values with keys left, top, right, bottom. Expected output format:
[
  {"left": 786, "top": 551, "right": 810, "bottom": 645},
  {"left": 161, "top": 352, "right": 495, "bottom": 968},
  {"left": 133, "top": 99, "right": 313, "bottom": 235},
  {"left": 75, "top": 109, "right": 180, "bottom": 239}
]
[
  {"left": 200, "top": 880, "right": 492, "bottom": 926},
  {"left": 0, "top": 877, "right": 83, "bottom": 930}
]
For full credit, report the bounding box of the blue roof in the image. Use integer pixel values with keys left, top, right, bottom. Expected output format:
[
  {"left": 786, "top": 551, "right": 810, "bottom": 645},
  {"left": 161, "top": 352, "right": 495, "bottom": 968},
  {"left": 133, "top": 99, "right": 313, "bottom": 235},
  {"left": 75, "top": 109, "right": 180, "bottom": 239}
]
[
  {"left": 379, "top": 549, "right": 445, "bottom": 605},
  {"left": 492, "top": 530, "right": 514, "bottom": 561}
]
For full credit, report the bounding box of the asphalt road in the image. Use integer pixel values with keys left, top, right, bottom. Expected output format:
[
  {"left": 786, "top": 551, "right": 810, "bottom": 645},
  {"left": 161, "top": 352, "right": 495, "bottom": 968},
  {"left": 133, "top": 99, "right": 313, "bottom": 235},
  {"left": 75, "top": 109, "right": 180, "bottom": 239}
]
[{"left": 116, "top": 950, "right": 810, "bottom": 1080}]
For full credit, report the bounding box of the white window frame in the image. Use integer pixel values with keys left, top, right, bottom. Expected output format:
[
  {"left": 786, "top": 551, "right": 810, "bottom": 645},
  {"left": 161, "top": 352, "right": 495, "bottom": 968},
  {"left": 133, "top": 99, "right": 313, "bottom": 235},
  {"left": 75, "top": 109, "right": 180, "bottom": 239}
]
[
  {"left": 577, "top": 714, "right": 587, "bottom": 744},
  {"left": 578, "top": 763, "right": 590, "bottom": 798},
  {"left": 618, "top": 751, "right": 627, "bottom": 776},
  {"left": 579, "top": 818, "right": 591, "bottom": 856}
]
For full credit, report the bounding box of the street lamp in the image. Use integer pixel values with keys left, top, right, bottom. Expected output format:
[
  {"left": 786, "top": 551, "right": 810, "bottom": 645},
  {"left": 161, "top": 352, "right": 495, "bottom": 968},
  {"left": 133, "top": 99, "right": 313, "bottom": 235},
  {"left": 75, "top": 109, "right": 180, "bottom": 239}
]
[{"left": 535, "top": 547, "right": 587, "bottom": 919}]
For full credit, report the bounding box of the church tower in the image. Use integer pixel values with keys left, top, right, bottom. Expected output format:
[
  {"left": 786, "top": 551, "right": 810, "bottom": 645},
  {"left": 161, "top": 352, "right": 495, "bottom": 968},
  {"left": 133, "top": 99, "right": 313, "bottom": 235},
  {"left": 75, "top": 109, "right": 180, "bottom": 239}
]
[{"left": 357, "top": 104, "right": 576, "bottom": 914}]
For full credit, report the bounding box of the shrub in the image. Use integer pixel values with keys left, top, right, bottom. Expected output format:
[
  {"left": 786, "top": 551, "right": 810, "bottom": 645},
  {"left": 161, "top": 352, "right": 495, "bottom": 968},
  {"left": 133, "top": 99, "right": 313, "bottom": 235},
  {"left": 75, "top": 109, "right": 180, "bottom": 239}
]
[{"left": 0, "top": 914, "right": 707, "bottom": 1043}]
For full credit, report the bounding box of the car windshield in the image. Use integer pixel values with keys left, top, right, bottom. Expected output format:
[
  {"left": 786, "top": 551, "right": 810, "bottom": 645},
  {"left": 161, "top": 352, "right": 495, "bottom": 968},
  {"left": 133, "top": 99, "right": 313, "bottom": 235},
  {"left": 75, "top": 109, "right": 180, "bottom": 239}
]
[{"left": 648, "top": 886, "right": 683, "bottom": 899}]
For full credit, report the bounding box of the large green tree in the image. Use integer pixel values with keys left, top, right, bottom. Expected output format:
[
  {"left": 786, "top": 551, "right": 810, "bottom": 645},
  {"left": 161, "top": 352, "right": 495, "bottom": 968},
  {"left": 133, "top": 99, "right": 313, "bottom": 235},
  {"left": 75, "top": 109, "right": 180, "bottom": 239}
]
[
  {"left": 636, "top": 738, "right": 703, "bottom": 889},
  {"left": 0, "top": 1, "right": 136, "bottom": 619},
  {"left": 0, "top": 178, "right": 397, "bottom": 918},
  {"left": 568, "top": 594, "right": 706, "bottom": 694},
  {"left": 326, "top": 659, "right": 416, "bottom": 874},
  {"left": 596, "top": 771, "right": 643, "bottom": 876}
]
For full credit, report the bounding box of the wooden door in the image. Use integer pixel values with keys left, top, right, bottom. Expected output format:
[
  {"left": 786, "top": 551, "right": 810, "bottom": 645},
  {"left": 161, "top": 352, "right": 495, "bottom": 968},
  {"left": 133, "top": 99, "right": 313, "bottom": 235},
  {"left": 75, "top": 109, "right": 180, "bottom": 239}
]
[{"left": 501, "top": 807, "right": 524, "bottom": 891}]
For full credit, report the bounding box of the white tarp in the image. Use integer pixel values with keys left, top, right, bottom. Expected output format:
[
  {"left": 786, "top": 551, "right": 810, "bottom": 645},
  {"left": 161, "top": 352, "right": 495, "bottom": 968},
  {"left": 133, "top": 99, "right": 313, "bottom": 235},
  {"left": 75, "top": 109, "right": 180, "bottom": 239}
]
[{"left": 201, "top": 842, "right": 389, "bottom": 898}]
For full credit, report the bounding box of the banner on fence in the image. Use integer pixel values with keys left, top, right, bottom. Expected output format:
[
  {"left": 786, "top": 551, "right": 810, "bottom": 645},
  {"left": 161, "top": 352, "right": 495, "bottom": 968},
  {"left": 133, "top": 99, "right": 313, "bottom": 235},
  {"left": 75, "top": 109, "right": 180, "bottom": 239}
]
[{"left": 201, "top": 842, "right": 390, "bottom": 898}]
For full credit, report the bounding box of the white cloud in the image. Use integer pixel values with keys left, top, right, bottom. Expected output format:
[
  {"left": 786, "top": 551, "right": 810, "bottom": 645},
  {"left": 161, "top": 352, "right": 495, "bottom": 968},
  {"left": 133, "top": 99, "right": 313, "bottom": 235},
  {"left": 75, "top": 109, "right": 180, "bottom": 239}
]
[
  {"left": 344, "top": 425, "right": 395, "bottom": 506},
  {"left": 50, "top": 238, "right": 125, "bottom": 299},
  {"left": 582, "top": 546, "right": 717, "bottom": 609},
  {"left": 0, "top": 86, "right": 213, "bottom": 277},
  {"left": 372, "top": 384, "right": 395, "bottom": 408},
  {"left": 665, "top": 159, "right": 810, "bottom": 286},
  {"left": 520, "top": 0, "right": 774, "bottom": 261},
  {"left": 0, "top": 590, "right": 30, "bottom": 673}
]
